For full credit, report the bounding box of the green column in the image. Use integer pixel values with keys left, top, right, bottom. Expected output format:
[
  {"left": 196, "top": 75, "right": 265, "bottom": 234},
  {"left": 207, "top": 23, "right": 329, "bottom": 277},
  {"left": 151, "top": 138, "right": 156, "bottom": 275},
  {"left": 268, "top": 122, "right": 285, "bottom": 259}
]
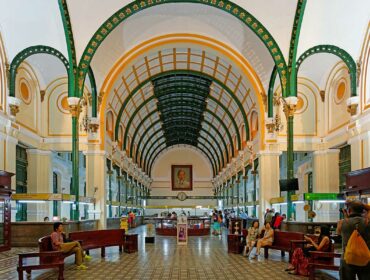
[
  {"left": 71, "top": 115, "right": 80, "bottom": 221},
  {"left": 108, "top": 169, "right": 112, "bottom": 218},
  {"left": 287, "top": 114, "right": 294, "bottom": 220},
  {"left": 252, "top": 169, "right": 257, "bottom": 217},
  {"left": 117, "top": 172, "right": 122, "bottom": 216},
  {"left": 243, "top": 175, "right": 248, "bottom": 213},
  {"left": 226, "top": 183, "right": 229, "bottom": 207},
  {"left": 230, "top": 180, "right": 234, "bottom": 207}
]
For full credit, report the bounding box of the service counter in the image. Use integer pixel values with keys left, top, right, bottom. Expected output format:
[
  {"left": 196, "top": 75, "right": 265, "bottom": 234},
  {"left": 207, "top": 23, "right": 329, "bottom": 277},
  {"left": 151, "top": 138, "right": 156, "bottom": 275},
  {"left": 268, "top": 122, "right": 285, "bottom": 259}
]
[
  {"left": 107, "top": 216, "right": 143, "bottom": 229},
  {"left": 11, "top": 220, "right": 99, "bottom": 247},
  {"left": 154, "top": 217, "right": 210, "bottom": 236}
]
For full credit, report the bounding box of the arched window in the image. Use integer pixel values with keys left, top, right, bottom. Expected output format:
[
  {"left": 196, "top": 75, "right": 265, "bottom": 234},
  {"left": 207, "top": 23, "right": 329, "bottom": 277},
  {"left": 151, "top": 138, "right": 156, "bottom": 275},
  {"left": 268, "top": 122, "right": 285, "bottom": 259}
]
[
  {"left": 126, "top": 136, "right": 131, "bottom": 154},
  {"left": 118, "top": 125, "right": 124, "bottom": 149},
  {"left": 106, "top": 111, "right": 114, "bottom": 140},
  {"left": 250, "top": 111, "right": 258, "bottom": 140},
  {"left": 240, "top": 124, "right": 246, "bottom": 148}
]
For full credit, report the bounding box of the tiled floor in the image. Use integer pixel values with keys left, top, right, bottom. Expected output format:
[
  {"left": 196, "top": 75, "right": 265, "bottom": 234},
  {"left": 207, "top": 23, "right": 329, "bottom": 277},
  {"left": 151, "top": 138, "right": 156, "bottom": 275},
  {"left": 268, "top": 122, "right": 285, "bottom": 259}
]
[{"left": 0, "top": 227, "right": 336, "bottom": 279}]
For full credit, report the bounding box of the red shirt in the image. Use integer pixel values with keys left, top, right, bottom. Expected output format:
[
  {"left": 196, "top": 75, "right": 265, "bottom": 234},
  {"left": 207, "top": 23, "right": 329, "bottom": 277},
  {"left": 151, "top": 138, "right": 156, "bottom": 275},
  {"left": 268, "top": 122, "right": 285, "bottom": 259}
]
[{"left": 274, "top": 216, "right": 283, "bottom": 229}]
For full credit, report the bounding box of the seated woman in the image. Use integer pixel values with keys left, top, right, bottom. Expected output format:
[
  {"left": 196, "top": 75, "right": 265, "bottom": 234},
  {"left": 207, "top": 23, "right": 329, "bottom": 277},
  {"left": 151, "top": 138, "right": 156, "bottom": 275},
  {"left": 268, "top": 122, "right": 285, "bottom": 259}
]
[
  {"left": 286, "top": 226, "right": 332, "bottom": 276},
  {"left": 251, "top": 222, "right": 274, "bottom": 259},
  {"left": 244, "top": 220, "right": 260, "bottom": 257}
]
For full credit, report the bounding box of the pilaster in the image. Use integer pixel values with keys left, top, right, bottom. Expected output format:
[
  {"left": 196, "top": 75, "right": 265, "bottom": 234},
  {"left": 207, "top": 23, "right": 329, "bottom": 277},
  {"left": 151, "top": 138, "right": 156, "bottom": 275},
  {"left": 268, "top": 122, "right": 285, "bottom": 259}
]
[
  {"left": 258, "top": 150, "right": 281, "bottom": 220},
  {"left": 26, "top": 149, "right": 52, "bottom": 221},
  {"left": 312, "top": 149, "right": 340, "bottom": 193},
  {"left": 84, "top": 147, "right": 107, "bottom": 229}
]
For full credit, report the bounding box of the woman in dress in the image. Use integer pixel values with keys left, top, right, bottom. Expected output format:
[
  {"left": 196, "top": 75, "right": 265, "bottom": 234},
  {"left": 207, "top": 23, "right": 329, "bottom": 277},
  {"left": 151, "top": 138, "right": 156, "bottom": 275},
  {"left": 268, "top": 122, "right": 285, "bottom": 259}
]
[
  {"left": 244, "top": 220, "right": 260, "bottom": 257},
  {"left": 252, "top": 222, "right": 274, "bottom": 259},
  {"left": 286, "top": 226, "right": 332, "bottom": 276}
]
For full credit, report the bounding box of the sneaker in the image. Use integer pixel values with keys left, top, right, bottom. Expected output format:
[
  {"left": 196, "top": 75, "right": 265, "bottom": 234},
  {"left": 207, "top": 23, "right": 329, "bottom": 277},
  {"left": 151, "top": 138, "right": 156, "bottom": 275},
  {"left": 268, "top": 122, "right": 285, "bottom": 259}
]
[
  {"left": 77, "top": 264, "right": 88, "bottom": 270},
  {"left": 84, "top": 255, "right": 92, "bottom": 261},
  {"left": 251, "top": 254, "right": 258, "bottom": 259}
]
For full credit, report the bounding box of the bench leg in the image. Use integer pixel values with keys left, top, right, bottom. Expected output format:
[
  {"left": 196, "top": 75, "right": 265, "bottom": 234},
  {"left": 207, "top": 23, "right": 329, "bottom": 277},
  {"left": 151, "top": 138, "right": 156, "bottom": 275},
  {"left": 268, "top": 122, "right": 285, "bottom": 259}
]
[
  {"left": 264, "top": 247, "right": 268, "bottom": 259},
  {"left": 101, "top": 247, "right": 106, "bottom": 258},
  {"left": 86, "top": 250, "right": 90, "bottom": 256},
  {"left": 308, "top": 265, "right": 315, "bottom": 280},
  {"left": 119, "top": 245, "right": 123, "bottom": 253},
  {"left": 281, "top": 251, "right": 285, "bottom": 257},
  {"left": 58, "top": 264, "right": 64, "bottom": 280}
]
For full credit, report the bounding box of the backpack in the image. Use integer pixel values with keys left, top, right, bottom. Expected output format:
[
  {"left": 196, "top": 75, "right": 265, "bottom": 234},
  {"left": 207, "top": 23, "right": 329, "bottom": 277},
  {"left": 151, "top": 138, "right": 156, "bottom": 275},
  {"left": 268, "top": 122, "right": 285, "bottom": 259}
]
[{"left": 344, "top": 218, "right": 370, "bottom": 266}]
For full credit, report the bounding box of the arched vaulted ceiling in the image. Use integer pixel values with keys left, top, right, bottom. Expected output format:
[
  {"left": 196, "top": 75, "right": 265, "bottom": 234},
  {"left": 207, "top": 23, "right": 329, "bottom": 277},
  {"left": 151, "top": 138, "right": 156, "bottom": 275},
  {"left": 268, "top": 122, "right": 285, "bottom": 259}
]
[{"left": 101, "top": 36, "right": 265, "bottom": 177}]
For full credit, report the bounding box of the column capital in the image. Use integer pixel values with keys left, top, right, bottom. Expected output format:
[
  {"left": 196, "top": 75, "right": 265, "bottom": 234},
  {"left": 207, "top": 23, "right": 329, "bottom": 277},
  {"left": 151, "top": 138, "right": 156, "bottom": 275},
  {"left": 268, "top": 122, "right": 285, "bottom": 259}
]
[
  {"left": 257, "top": 150, "right": 282, "bottom": 157},
  {"left": 83, "top": 150, "right": 107, "bottom": 156},
  {"left": 27, "top": 149, "right": 52, "bottom": 156},
  {"left": 313, "top": 149, "right": 340, "bottom": 156}
]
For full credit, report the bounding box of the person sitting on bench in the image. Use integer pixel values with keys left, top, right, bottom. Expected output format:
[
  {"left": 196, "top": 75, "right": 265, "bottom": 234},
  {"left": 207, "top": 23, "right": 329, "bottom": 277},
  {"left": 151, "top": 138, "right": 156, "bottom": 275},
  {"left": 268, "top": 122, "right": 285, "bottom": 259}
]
[
  {"left": 252, "top": 222, "right": 274, "bottom": 259},
  {"left": 51, "top": 222, "right": 90, "bottom": 270}
]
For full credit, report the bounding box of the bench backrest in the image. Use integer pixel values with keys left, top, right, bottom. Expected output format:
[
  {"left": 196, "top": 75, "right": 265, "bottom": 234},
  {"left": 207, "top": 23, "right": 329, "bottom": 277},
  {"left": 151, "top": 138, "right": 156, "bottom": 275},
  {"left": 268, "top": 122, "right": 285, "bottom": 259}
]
[
  {"left": 273, "top": 231, "right": 304, "bottom": 248},
  {"left": 69, "top": 229, "right": 125, "bottom": 248},
  {"left": 39, "top": 236, "right": 53, "bottom": 252}
]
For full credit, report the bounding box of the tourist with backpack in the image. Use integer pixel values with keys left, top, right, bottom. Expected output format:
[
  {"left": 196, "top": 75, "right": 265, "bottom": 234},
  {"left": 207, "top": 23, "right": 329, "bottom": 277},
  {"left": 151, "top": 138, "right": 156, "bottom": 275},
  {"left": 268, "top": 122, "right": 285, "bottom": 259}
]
[{"left": 337, "top": 200, "right": 370, "bottom": 279}]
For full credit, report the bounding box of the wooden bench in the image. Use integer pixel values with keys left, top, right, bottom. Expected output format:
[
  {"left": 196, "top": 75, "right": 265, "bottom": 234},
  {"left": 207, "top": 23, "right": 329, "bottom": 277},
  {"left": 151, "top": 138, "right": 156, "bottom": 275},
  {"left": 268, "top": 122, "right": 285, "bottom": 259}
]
[
  {"left": 308, "top": 252, "right": 341, "bottom": 280},
  {"left": 264, "top": 231, "right": 304, "bottom": 259},
  {"left": 69, "top": 229, "right": 125, "bottom": 257},
  {"left": 17, "top": 251, "right": 65, "bottom": 280}
]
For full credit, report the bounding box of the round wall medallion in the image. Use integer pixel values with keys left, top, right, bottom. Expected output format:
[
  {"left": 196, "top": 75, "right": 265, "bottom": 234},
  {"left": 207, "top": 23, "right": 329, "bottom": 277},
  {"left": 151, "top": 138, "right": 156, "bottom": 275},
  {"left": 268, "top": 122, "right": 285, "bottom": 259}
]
[
  {"left": 295, "top": 93, "right": 308, "bottom": 114},
  {"left": 334, "top": 81, "right": 346, "bottom": 104},
  {"left": 19, "top": 80, "right": 32, "bottom": 105},
  {"left": 177, "top": 192, "right": 187, "bottom": 201},
  {"left": 57, "top": 93, "right": 70, "bottom": 114}
]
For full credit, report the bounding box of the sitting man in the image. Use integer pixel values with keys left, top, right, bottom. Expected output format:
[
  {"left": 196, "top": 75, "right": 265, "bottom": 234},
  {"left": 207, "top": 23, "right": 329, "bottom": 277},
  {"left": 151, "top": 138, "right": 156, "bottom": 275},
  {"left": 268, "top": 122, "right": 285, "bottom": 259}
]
[{"left": 51, "top": 222, "right": 90, "bottom": 270}]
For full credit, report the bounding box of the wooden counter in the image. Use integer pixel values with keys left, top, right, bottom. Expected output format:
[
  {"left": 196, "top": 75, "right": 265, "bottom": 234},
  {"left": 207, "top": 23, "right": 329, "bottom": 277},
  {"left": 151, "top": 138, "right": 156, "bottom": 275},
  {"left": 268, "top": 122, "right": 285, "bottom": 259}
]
[
  {"left": 154, "top": 217, "right": 210, "bottom": 236},
  {"left": 11, "top": 220, "right": 99, "bottom": 247}
]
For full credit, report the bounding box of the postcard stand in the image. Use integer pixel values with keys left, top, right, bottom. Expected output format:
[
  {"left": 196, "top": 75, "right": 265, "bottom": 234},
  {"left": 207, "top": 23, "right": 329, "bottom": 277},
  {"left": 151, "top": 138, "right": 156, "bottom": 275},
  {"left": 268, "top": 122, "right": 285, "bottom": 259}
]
[{"left": 177, "top": 216, "right": 188, "bottom": 245}]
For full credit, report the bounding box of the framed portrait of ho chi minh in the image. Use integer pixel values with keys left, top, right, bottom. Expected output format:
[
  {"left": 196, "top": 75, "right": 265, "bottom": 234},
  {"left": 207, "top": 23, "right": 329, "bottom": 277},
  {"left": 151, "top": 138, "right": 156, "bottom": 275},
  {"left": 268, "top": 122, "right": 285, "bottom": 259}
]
[{"left": 171, "top": 165, "right": 193, "bottom": 191}]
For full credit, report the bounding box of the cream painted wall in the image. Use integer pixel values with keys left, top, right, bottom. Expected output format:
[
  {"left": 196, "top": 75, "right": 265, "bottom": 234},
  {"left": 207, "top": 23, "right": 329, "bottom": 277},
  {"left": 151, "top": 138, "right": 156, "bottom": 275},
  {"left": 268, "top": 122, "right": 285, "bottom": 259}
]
[{"left": 150, "top": 147, "right": 214, "bottom": 207}]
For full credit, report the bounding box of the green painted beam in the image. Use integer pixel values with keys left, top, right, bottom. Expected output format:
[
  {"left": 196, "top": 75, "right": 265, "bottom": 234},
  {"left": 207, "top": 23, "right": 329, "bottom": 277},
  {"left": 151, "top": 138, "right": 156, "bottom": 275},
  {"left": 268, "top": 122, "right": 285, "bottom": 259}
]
[
  {"left": 121, "top": 90, "right": 241, "bottom": 151},
  {"left": 137, "top": 113, "right": 229, "bottom": 167},
  {"left": 142, "top": 122, "right": 225, "bottom": 169},
  {"left": 115, "top": 70, "right": 247, "bottom": 147},
  {"left": 147, "top": 139, "right": 217, "bottom": 177},
  {"left": 145, "top": 132, "right": 220, "bottom": 174},
  {"left": 135, "top": 119, "right": 223, "bottom": 171}
]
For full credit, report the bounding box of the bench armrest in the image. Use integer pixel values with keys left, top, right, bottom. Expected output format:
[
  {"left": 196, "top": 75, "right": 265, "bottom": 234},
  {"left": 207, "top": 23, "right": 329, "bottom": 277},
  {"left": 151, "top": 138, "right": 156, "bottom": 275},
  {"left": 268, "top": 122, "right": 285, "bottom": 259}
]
[
  {"left": 18, "top": 251, "right": 64, "bottom": 267},
  {"left": 309, "top": 251, "right": 342, "bottom": 259}
]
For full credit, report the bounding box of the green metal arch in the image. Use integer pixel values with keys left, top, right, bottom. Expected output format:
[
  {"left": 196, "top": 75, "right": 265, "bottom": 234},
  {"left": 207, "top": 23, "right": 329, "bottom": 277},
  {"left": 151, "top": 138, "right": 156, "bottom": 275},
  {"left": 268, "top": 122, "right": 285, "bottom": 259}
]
[
  {"left": 9, "top": 46, "right": 70, "bottom": 97},
  {"left": 116, "top": 70, "right": 246, "bottom": 148},
  {"left": 141, "top": 121, "right": 225, "bottom": 169},
  {"left": 76, "top": 0, "right": 287, "bottom": 97},
  {"left": 122, "top": 94, "right": 239, "bottom": 151},
  {"left": 287, "top": 0, "right": 307, "bottom": 97},
  {"left": 147, "top": 138, "right": 218, "bottom": 177},
  {"left": 296, "top": 45, "right": 357, "bottom": 96},
  {"left": 267, "top": 66, "right": 278, "bottom": 118},
  {"left": 87, "top": 66, "right": 98, "bottom": 117},
  {"left": 134, "top": 119, "right": 223, "bottom": 171},
  {"left": 134, "top": 110, "right": 229, "bottom": 167}
]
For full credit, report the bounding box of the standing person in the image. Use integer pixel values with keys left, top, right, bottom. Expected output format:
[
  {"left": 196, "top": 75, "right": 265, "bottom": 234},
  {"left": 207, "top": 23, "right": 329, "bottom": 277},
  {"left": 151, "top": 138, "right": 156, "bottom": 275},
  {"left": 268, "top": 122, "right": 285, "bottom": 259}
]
[
  {"left": 274, "top": 214, "right": 286, "bottom": 230},
  {"left": 51, "top": 222, "right": 90, "bottom": 270},
  {"left": 265, "top": 209, "right": 274, "bottom": 224},
  {"left": 337, "top": 201, "right": 370, "bottom": 279},
  {"left": 271, "top": 212, "right": 280, "bottom": 229},
  {"left": 252, "top": 222, "right": 274, "bottom": 259},
  {"left": 244, "top": 220, "right": 260, "bottom": 257},
  {"left": 212, "top": 211, "right": 219, "bottom": 235},
  {"left": 218, "top": 211, "right": 223, "bottom": 236}
]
